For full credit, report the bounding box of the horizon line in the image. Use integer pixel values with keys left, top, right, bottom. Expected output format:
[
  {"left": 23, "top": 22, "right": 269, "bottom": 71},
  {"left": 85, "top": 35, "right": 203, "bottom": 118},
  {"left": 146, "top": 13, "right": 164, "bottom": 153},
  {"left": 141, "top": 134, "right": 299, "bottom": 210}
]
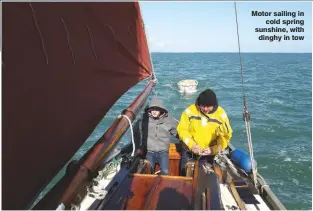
[{"left": 150, "top": 51, "right": 312, "bottom": 53}]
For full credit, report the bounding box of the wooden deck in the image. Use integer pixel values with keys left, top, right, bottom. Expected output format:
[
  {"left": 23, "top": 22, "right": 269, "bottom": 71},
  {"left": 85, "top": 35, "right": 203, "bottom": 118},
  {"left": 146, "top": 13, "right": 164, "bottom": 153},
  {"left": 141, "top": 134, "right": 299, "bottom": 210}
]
[
  {"left": 101, "top": 174, "right": 194, "bottom": 209},
  {"left": 100, "top": 144, "right": 224, "bottom": 210},
  {"left": 98, "top": 144, "right": 272, "bottom": 210}
]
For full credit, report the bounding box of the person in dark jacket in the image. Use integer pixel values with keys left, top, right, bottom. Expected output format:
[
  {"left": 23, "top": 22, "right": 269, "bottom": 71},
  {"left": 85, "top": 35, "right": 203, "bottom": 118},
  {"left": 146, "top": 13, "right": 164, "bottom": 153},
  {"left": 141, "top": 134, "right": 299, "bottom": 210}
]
[{"left": 134, "top": 97, "right": 178, "bottom": 175}]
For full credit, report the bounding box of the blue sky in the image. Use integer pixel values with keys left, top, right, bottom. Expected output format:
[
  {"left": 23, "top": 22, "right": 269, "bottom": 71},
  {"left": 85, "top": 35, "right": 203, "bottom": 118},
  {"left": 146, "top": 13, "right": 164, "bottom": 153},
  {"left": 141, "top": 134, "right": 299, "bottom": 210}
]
[{"left": 140, "top": 2, "right": 312, "bottom": 53}]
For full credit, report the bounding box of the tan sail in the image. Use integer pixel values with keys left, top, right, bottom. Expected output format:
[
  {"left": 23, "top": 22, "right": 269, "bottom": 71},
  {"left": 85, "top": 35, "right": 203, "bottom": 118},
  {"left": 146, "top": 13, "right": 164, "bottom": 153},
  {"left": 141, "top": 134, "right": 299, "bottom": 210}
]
[{"left": 2, "top": 2, "right": 153, "bottom": 209}]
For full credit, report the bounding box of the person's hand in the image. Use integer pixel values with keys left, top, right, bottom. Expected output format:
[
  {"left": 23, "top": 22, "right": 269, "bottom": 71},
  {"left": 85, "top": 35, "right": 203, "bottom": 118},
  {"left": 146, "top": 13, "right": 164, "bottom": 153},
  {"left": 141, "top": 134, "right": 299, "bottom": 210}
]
[
  {"left": 200, "top": 147, "right": 212, "bottom": 155},
  {"left": 191, "top": 144, "right": 201, "bottom": 154}
]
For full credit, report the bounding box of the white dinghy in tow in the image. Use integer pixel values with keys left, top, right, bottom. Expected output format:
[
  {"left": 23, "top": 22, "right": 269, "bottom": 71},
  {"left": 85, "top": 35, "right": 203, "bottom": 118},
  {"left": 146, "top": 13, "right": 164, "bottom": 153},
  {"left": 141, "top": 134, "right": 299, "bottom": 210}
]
[{"left": 177, "top": 79, "right": 198, "bottom": 94}]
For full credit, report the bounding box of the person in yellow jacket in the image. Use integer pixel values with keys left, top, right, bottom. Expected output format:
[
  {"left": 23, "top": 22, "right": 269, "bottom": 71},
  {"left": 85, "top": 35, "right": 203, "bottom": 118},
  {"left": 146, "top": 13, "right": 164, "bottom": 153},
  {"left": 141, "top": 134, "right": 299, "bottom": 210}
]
[{"left": 177, "top": 89, "right": 232, "bottom": 175}]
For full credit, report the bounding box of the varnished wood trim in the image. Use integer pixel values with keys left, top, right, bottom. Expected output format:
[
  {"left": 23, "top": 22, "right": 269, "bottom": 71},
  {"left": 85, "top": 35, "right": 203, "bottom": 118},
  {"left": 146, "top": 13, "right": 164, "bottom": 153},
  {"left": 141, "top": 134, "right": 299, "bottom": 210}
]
[
  {"left": 142, "top": 176, "right": 163, "bottom": 209},
  {"left": 206, "top": 188, "right": 211, "bottom": 210},
  {"left": 131, "top": 173, "right": 193, "bottom": 181},
  {"left": 229, "top": 181, "right": 247, "bottom": 210}
]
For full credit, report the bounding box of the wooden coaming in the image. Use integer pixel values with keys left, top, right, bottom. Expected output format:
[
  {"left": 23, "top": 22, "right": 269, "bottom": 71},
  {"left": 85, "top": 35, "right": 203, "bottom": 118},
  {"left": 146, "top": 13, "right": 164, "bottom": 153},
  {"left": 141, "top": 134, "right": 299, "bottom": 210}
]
[{"left": 102, "top": 174, "right": 194, "bottom": 210}]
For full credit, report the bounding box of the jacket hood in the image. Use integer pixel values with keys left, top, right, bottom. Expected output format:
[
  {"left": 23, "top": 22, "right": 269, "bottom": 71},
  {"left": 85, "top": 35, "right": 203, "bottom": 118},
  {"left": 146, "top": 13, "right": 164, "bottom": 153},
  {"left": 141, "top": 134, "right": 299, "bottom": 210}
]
[{"left": 146, "top": 97, "right": 168, "bottom": 113}]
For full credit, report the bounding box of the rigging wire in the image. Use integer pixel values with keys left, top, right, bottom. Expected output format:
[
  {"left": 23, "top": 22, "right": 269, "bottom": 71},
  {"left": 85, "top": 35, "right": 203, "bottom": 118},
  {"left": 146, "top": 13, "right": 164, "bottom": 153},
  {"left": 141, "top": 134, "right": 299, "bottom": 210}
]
[{"left": 234, "top": 1, "right": 258, "bottom": 188}]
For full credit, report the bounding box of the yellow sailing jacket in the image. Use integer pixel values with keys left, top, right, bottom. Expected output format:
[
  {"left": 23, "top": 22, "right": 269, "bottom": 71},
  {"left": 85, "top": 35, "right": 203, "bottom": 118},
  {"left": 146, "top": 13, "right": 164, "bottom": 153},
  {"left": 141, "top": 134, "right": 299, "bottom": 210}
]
[{"left": 177, "top": 104, "right": 232, "bottom": 155}]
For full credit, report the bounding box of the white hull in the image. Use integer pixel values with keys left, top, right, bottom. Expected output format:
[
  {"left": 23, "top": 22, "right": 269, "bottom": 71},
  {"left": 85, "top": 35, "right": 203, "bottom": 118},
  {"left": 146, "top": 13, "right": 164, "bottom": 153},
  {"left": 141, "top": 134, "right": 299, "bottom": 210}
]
[{"left": 177, "top": 79, "right": 198, "bottom": 94}]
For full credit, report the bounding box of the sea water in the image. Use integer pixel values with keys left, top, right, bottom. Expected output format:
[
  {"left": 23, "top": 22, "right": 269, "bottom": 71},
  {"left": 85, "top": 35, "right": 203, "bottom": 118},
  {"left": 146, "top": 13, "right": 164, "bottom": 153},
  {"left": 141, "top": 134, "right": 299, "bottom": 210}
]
[{"left": 34, "top": 53, "right": 312, "bottom": 210}]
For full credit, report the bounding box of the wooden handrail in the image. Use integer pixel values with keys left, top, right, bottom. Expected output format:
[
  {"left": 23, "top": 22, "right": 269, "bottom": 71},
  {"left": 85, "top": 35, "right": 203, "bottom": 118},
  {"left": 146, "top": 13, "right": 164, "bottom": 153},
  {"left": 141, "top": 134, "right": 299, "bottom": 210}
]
[{"left": 192, "top": 160, "right": 199, "bottom": 208}]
